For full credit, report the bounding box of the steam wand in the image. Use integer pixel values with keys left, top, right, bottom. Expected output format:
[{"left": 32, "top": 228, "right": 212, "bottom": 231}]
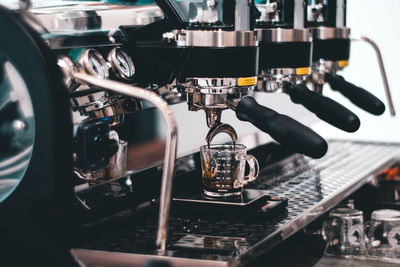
[
  {"left": 72, "top": 73, "right": 177, "bottom": 254},
  {"left": 351, "top": 35, "right": 395, "bottom": 116}
]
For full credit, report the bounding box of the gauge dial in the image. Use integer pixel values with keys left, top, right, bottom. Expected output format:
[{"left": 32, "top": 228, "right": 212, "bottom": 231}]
[
  {"left": 79, "top": 49, "right": 109, "bottom": 79},
  {"left": 108, "top": 47, "right": 135, "bottom": 81}
]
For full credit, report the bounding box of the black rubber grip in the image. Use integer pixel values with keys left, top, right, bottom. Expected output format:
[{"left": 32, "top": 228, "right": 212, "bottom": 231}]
[
  {"left": 327, "top": 75, "right": 385, "bottom": 115},
  {"left": 284, "top": 83, "right": 360, "bottom": 133},
  {"left": 235, "top": 97, "right": 328, "bottom": 159}
]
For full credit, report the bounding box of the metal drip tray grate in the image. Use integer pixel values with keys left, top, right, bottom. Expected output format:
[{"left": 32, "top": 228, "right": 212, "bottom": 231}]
[{"left": 76, "top": 140, "right": 400, "bottom": 264}]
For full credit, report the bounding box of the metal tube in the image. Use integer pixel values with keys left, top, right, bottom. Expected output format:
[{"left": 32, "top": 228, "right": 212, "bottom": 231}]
[
  {"left": 351, "top": 35, "right": 396, "bottom": 116},
  {"left": 73, "top": 73, "right": 178, "bottom": 254}
]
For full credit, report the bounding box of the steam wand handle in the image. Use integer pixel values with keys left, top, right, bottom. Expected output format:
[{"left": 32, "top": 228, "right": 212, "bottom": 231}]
[
  {"left": 284, "top": 82, "right": 360, "bottom": 133},
  {"left": 228, "top": 96, "right": 328, "bottom": 159}
]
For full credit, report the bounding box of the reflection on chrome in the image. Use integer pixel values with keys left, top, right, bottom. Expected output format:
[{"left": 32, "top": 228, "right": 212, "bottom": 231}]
[{"left": 0, "top": 61, "right": 35, "bottom": 202}]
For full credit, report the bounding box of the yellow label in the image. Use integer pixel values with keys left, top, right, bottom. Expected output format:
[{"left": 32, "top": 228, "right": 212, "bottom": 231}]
[
  {"left": 296, "top": 67, "right": 311, "bottom": 76},
  {"left": 238, "top": 77, "right": 257, "bottom": 86},
  {"left": 338, "top": 60, "right": 349, "bottom": 68}
]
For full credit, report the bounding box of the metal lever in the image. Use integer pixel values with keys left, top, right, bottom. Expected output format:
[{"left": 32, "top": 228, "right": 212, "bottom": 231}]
[
  {"left": 351, "top": 35, "right": 396, "bottom": 116},
  {"left": 73, "top": 73, "right": 178, "bottom": 254}
]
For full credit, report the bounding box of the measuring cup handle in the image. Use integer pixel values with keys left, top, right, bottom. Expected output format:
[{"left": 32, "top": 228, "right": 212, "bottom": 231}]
[{"left": 244, "top": 154, "right": 259, "bottom": 183}]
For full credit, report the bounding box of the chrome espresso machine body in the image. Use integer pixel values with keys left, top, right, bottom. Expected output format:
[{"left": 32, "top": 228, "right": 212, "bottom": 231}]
[{"left": 0, "top": 1, "right": 400, "bottom": 267}]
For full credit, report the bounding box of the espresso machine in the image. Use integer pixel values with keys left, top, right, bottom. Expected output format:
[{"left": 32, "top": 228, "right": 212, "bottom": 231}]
[
  {"left": 307, "top": 0, "right": 396, "bottom": 116},
  {"left": 255, "top": 0, "right": 362, "bottom": 133},
  {"left": 118, "top": 0, "right": 327, "bottom": 252},
  {"left": 122, "top": 0, "right": 328, "bottom": 159},
  {"left": 1, "top": 1, "right": 400, "bottom": 267}
]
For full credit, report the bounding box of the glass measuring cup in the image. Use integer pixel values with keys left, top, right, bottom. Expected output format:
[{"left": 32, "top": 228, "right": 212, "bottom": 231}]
[{"left": 200, "top": 144, "right": 259, "bottom": 198}]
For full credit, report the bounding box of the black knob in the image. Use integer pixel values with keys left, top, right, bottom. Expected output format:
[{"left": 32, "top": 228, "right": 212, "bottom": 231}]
[
  {"left": 327, "top": 74, "right": 385, "bottom": 115},
  {"left": 284, "top": 82, "right": 360, "bottom": 132},
  {"left": 235, "top": 97, "right": 328, "bottom": 158}
]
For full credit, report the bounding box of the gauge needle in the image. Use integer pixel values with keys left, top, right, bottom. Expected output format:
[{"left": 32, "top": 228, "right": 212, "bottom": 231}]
[
  {"left": 89, "top": 57, "right": 99, "bottom": 74},
  {"left": 119, "top": 61, "right": 126, "bottom": 71}
]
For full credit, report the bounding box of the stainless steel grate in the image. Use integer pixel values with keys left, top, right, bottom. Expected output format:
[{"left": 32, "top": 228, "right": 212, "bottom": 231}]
[
  {"left": 76, "top": 140, "right": 400, "bottom": 265},
  {"left": 243, "top": 141, "right": 400, "bottom": 265}
]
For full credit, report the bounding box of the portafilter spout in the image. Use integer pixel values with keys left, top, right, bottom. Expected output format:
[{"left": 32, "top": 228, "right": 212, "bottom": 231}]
[
  {"left": 205, "top": 123, "right": 238, "bottom": 146},
  {"left": 72, "top": 73, "right": 177, "bottom": 254}
]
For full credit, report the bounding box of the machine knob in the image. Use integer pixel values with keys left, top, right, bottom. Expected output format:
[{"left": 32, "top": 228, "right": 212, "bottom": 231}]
[
  {"left": 284, "top": 82, "right": 360, "bottom": 133},
  {"left": 234, "top": 97, "right": 328, "bottom": 159}
]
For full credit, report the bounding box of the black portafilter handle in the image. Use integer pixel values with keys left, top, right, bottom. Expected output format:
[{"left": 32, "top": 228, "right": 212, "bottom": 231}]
[
  {"left": 234, "top": 97, "right": 328, "bottom": 159},
  {"left": 283, "top": 82, "right": 360, "bottom": 133},
  {"left": 327, "top": 74, "right": 385, "bottom": 115}
]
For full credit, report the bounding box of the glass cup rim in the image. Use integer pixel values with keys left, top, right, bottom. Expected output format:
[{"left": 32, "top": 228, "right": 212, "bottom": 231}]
[
  {"left": 371, "top": 209, "right": 400, "bottom": 221},
  {"left": 329, "top": 207, "right": 363, "bottom": 218},
  {"left": 200, "top": 144, "right": 247, "bottom": 152}
]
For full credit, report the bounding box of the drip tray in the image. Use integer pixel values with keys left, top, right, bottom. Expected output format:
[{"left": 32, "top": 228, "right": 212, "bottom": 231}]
[
  {"left": 172, "top": 234, "right": 249, "bottom": 254},
  {"left": 74, "top": 141, "right": 400, "bottom": 266}
]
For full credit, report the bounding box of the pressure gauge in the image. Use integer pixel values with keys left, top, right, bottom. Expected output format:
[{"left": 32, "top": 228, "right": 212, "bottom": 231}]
[
  {"left": 108, "top": 47, "right": 135, "bottom": 81},
  {"left": 79, "top": 49, "right": 109, "bottom": 79}
]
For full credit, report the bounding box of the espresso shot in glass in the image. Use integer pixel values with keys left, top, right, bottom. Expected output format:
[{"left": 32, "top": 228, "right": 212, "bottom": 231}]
[{"left": 200, "top": 144, "right": 259, "bottom": 198}]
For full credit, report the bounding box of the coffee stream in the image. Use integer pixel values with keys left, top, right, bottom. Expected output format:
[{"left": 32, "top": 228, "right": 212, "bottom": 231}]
[{"left": 205, "top": 123, "right": 238, "bottom": 148}]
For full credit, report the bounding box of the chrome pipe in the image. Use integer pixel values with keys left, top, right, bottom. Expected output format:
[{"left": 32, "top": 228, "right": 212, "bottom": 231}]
[
  {"left": 351, "top": 35, "right": 396, "bottom": 116},
  {"left": 72, "top": 73, "right": 178, "bottom": 254}
]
